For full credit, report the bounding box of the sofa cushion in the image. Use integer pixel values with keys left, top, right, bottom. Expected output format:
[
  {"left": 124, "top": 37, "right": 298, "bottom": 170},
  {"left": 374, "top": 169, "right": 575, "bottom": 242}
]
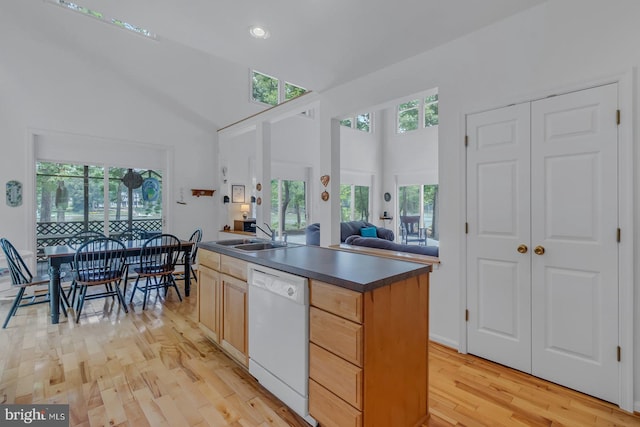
[
  {"left": 360, "top": 226, "right": 377, "bottom": 237},
  {"left": 345, "top": 235, "right": 439, "bottom": 257},
  {"left": 305, "top": 221, "right": 394, "bottom": 245}
]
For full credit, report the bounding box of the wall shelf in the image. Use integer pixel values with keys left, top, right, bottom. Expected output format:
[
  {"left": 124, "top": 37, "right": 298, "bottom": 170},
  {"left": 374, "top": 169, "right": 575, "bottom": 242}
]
[{"left": 191, "top": 189, "right": 215, "bottom": 197}]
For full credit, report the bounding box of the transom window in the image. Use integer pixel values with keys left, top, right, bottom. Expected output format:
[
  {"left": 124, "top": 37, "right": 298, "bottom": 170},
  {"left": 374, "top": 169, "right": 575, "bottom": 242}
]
[
  {"left": 251, "top": 70, "right": 307, "bottom": 106},
  {"left": 340, "top": 113, "right": 371, "bottom": 132},
  {"left": 396, "top": 92, "right": 439, "bottom": 133}
]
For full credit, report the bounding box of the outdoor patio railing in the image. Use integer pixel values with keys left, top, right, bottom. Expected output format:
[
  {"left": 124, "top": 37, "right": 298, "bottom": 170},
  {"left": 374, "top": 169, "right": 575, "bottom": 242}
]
[{"left": 36, "top": 219, "right": 162, "bottom": 261}]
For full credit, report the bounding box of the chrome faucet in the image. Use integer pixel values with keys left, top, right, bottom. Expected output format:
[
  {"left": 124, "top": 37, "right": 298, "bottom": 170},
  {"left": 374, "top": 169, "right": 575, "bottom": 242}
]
[{"left": 252, "top": 223, "right": 276, "bottom": 241}]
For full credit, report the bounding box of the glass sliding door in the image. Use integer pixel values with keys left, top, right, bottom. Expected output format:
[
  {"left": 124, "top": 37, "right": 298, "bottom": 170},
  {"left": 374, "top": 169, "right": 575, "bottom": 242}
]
[
  {"left": 270, "top": 179, "right": 307, "bottom": 243},
  {"left": 340, "top": 184, "right": 370, "bottom": 222},
  {"left": 398, "top": 184, "right": 439, "bottom": 245},
  {"left": 35, "top": 162, "right": 163, "bottom": 262}
]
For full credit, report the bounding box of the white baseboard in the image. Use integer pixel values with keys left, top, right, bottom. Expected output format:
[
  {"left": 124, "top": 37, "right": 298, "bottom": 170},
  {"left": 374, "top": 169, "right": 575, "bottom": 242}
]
[
  {"left": 634, "top": 400, "right": 640, "bottom": 414},
  {"left": 429, "top": 333, "right": 458, "bottom": 350}
]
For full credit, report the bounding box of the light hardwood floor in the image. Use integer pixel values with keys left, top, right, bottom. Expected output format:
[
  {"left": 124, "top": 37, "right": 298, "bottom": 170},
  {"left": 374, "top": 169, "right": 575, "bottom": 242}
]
[{"left": 0, "top": 283, "right": 638, "bottom": 427}]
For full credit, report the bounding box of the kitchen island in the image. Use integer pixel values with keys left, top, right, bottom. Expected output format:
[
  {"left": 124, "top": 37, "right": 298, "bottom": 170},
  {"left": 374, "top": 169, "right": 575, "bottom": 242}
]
[{"left": 197, "top": 241, "right": 432, "bottom": 427}]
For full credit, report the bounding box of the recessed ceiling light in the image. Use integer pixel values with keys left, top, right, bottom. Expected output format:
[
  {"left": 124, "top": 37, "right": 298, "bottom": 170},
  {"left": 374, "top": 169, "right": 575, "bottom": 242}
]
[{"left": 249, "top": 25, "right": 270, "bottom": 39}]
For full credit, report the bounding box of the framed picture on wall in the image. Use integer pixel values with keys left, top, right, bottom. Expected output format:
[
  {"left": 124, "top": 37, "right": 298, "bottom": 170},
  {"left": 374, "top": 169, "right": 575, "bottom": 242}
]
[{"left": 232, "top": 184, "right": 245, "bottom": 203}]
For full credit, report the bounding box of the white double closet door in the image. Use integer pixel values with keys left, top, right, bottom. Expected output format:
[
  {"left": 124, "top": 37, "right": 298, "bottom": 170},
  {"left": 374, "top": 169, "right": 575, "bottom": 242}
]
[{"left": 466, "top": 84, "right": 619, "bottom": 404}]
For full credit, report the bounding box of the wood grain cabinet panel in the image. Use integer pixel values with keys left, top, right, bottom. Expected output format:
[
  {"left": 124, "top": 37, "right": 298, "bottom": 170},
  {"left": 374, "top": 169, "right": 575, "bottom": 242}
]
[
  {"left": 310, "top": 279, "right": 362, "bottom": 323},
  {"left": 221, "top": 273, "right": 248, "bottom": 367},
  {"left": 197, "top": 249, "right": 248, "bottom": 368},
  {"left": 198, "top": 265, "right": 220, "bottom": 343},
  {"left": 310, "top": 343, "right": 362, "bottom": 410},
  {"left": 309, "top": 274, "right": 430, "bottom": 427},
  {"left": 198, "top": 249, "right": 220, "bottom": 270},
  {"left": 310, "top": 306, "right": 363, "bottom": 367},
  {"left": 220, "top": 254, "right": 248, "bottom": 281},
  {"left": 309, "top": 379, "right": 362, "bottom": 427}
]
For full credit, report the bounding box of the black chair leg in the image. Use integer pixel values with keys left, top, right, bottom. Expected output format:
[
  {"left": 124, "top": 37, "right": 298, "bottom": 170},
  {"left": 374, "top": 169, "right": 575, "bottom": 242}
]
[
  {"left": 75, "top": 285, "right": 88, "bottom": 323},
  {"left": 2, "top": 288, "right": 26, "bottom": 329}
]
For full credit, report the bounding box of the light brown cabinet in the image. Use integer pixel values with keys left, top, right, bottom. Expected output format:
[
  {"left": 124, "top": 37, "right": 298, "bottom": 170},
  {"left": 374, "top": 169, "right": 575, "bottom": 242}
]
[
  {"left": 220, "top": 273, "right": 248, "bottom": 366},
  {"left": 309, "top": 275, "right": 430, "bottom": 427},
  {"left": 197, "top": 249, "right": 248, "bottom": 367}
]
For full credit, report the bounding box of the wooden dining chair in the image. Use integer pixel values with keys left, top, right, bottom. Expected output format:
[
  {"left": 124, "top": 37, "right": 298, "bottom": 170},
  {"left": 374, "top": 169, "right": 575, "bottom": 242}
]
[
  {"left": 129, "top": 234, "right": 182, "bottom": 310},
  {"left": 73, "top": 237, "right": 129, "bottom": 323},
  {"left": 66, "top": 230, "right": 106, "bottom": 305},
  {"left": 1, "top": 238, "right": 70, "bottom": 328},
  {"left": 174, "top": 228, "right": 202, "bottom": 284}
]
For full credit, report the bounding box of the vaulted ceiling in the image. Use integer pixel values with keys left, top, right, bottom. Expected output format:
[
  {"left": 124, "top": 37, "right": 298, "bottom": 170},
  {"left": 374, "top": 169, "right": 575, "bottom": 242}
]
[{"left": 3, "top": 0, "right": 546, "bottom": 129}]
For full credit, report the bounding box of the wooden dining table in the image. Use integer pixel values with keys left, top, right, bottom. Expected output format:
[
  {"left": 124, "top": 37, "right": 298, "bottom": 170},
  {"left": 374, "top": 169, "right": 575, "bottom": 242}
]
[{"left": 43, "top": 239, "right": 193, "bottom": 324}]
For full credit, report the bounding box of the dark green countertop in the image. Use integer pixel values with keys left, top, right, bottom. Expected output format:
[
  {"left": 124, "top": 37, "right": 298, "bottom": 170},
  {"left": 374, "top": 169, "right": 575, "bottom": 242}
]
[{"left": 198, "top": 241, "right": 432, "bottom": 293}]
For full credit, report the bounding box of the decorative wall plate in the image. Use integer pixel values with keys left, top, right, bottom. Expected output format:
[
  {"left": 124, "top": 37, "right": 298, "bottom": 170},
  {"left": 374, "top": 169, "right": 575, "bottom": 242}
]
[
  {"left": 321, "top": 190, "right": 330, "bottom": 201},
  {"left": 384, "top": 192, "right": 391, "bottom": 202},
  {"left": 320, "top": 175, "right": 330, "bottom": 187},
  {"left": 256, "top": 183, "right": 262, "bottom": 191},
  {"left": 142, "top": 177, "right": 160, "bottom": 202},
  {"left": 6, "top": 180, "right": 22, "bottom": 207},
  {"left": 256, "top": 197, "right": 262, "bottom": 205}
]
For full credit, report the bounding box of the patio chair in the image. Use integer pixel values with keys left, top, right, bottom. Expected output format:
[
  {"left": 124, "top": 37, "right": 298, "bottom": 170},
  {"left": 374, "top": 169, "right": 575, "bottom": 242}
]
[
  {"left": 1, "top": 238, "right": 70, "bottom": 328},
  {"left": 73, "top": 237, "right": 129, "bottom": 323}
]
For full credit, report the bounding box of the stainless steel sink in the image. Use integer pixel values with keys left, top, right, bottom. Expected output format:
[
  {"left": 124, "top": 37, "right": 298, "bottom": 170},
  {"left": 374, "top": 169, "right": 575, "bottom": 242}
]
[
  {"left": 213, "top": 238, "right": 264, "bottom": 246},
  {"left": 234, "top": 242, "right": 289, "bottom": 251}
]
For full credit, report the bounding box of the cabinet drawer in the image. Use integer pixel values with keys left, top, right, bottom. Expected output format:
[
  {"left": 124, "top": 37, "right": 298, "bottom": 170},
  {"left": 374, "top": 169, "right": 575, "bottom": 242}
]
[
  {"left": 310, "top": 307, "right": 363, "bottom": 367},
  {"left": 220, "top": 254, "right": 247, "bottom": 281},
  {"left": 310, "top": 343, "right": 362, "bottom": 410},
  {"left": 198, "top": 249, "right": 220, "bottom": 270},
  {"left": 310, "top": 280, "right": 363, "bottom": 323},
  {"left": 309, "top": 379, "right": 362, "bottom": 427}
]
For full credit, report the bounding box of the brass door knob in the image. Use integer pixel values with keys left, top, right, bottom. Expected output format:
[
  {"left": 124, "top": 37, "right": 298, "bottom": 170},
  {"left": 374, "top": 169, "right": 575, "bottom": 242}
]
[
  {"left": 517, "top": 244, "right": 528, "bottom": 254},
  {"left": 534, "top": 245, "right": 545, "bottom": 255}
]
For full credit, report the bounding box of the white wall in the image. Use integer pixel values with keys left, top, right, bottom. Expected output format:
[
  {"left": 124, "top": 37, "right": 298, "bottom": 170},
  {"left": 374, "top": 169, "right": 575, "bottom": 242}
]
[
  {"left": 321, "top": 0, "right": 640, "bottom": 409},
  {"left": 0, "top": 10, "right": 217, "bottom": 248}
]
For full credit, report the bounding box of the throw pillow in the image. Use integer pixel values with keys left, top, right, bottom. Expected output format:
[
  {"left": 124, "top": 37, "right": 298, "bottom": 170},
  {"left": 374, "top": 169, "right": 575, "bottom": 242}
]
[{"left": 360, "top": 226, "right": 377, "bottom": 237}]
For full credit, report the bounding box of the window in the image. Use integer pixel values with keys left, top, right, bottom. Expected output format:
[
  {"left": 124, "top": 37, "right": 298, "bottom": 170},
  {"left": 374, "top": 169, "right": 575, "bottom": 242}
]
[
  {"left": 340, "top": 184, "right": 370, "bottom": 221},
  {"left": 252, "top": 71, "right": 279, "bottom": 106},
  {"left": 396, "top": 92, "right": 439, "bottom": 133},
  {"left": 424, "top": 94, "right": 439, "bottom": 127},
  {"left": 270, "top": 179, "right": 307, "bottom": 242},
  {"left": 340, "top": 118, "right": 353, "bottom": 128},
  {"left": 251, "top": 70, "right": 307, "bottom": 106},
  {"left": 36, "top": 162, "right": 163, "bottom": 261},
  {"left": 397, "top": 100, "right": 420, "bottom": 133},
  {"left": 52, "top": 0, "right": 155, "bottom": 38},
  {"left": 339, "top": 113, "right": 371, "bottom": 132},
  {"left": 398, "top": 184, "right": 439, "bottom": 244}
]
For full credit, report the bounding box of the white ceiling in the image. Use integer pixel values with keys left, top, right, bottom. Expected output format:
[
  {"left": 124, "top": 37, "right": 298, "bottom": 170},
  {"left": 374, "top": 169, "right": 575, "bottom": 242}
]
[{"left": 4, "top": 0, "right": 546, "bottom": 129}]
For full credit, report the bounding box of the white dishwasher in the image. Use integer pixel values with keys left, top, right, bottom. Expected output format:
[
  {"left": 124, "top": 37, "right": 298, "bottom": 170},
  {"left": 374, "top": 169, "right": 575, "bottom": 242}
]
[{"left": 247, "top": 264, "right": 316, "bottom": 426}]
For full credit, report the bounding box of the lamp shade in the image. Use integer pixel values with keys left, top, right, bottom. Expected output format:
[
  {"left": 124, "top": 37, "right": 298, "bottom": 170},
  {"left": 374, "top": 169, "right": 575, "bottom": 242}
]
[{"left": 240, "top": 204, "right": 250, "bottom": 212}]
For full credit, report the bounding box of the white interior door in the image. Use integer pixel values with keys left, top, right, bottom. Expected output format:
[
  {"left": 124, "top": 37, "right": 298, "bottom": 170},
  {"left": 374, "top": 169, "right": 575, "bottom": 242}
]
[
  {"left": 466, "top": 103, "right": 532, "bottom": 372},
  {"left": 466, "top": 83, "right": 619, "bottom": 405},
  {"left": 530, "top": 84, "right": 619, "bottom": 403}
]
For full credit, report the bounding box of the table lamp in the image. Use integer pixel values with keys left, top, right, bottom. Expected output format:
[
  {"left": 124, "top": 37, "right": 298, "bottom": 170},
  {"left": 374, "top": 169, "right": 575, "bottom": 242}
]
[{"left": 240, "top": 204, "right": 250, "bottom": 219}]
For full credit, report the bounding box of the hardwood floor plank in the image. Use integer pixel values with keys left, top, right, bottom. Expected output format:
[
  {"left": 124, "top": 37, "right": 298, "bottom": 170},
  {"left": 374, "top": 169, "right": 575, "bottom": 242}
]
[{"left": 1, "top": 287, "right": 639, "bottom": 427}]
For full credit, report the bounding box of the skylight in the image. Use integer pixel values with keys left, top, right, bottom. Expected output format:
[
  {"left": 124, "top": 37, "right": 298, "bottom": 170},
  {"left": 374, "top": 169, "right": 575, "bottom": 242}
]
[{"left": 52, "top": 0, "right": 156, "bottom": 39}]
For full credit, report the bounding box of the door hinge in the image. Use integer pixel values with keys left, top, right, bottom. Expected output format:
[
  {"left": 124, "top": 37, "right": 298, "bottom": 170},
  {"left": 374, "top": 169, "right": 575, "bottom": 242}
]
[
  {"left": 616, "top": 110, "right": 621, "bottom": 125},
  {"left": 617, "top": 346, "right": 621, "bottom": 362},
  {"left": 465, "top": 135, "right": 468, "bottom": 147},
  {"left": 465, "top": 222, "right": 469, "bottom": 234},
  {"left": 617, "top": 228, "right": 621, "bottom": 243},
  {"left": 465, "top": 309, "right": 469, "bottom": 322}
]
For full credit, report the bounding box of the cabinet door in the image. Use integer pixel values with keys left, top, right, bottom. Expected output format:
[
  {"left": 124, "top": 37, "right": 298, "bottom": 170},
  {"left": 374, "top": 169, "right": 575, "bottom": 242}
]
[
  {"left": 198, "top": 265, "right": 220, "bottom": 343},
  {"left": 221, "top": 274, "right": 248, "bottom": 366}
]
